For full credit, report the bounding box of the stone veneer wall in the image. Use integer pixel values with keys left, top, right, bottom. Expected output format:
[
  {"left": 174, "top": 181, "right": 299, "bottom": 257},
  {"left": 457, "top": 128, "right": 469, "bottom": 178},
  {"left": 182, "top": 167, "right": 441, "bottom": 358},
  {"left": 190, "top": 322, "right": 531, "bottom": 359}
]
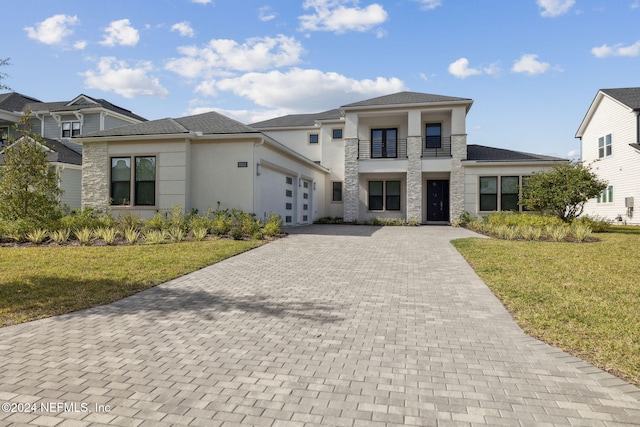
[
  {"left": 406, "top": 136, "right": 422, "bottom": 222},
  {"left": 81, "top": 141, "right": 109, "bottom": 212},
  {"left": 450, "top": 134, "right": 467, "bottom": 222},
  {"left": 343, "top": 138, "right": 359, "bottom": 222}
]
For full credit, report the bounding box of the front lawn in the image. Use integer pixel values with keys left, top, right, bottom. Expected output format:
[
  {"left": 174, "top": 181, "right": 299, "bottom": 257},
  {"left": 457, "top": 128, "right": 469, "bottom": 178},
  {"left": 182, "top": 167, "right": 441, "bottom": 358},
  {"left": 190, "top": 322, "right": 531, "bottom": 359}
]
[
  {"left": 452, "top": 232, "right": 640, "bottom": 386},
  {"left": 0, "top": 239, "right": 262, "bottom": 327}
]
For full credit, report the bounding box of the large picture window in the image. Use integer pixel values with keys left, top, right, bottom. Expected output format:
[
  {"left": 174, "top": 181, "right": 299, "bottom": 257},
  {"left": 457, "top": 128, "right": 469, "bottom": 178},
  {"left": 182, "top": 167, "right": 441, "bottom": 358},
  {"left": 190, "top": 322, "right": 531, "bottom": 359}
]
[
  {"left": 110, "top": 156, "right": 156, "bottom": 206},
  {"left": 480, "top": 176, "right": 529, "bottom": 212},
  {"left": 368, "top": 180, "right": 401, "bottom": 211}
]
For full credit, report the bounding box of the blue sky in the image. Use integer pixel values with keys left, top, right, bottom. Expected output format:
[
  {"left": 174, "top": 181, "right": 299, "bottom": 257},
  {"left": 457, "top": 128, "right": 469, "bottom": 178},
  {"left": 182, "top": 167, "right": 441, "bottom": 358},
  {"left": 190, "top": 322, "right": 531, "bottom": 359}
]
[{"left": 2, "top": 0, "right": 639, "bottom": 159}]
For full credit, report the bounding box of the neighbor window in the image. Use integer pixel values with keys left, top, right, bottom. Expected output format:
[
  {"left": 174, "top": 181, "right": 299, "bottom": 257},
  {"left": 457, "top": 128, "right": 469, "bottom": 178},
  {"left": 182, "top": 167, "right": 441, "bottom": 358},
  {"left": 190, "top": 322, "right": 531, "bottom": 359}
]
[
  {"left": 62, "top": 121, "right": 81, "bottom": 138},
  {"left": 598, "top": 134, "right": 612, "bottom": 158},
  {"left": 368, "top": 180, "right": 401, "bottom": 211},
  {"left": 332, "top": 129, "right": 343, "bottom": 139},
  {"left": 332, "top": 181, "right": 343, "bottom": 202},
  {"left": 598, "top": 185, "right": 613, "bottom": 203},
  {"left": 425, "top": 123, "right": 442, "bottom": 148},
  {"left": 110, "top": 156, "right": 156, "bottom": 206},
  {"left": 0, "top": 127, "right": 8, "bottom": 148},
  {"left": 309, "top": 133, "right": 319, "bottom": 144}
]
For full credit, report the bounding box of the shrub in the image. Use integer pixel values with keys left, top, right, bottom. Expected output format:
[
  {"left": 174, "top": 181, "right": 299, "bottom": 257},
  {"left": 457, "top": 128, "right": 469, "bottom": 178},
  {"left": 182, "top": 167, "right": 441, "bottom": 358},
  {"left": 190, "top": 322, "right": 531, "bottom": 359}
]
[
  {"left": 315, "top": 217, "right": 344, "bottom": 224},
  {"left": 574, "top": 215, "right": 610, "bottom": 233},
  {"left": 483, "top": 212, "right": 564, "bottom": 228},
  {"left": 59, "top": 208, "right": 114, "bottom": 231},
  {"left": 168, "top": 226, "right": 185, "bottom": 243},
  {"left": 144, "top": 229, "right": 169, "bottom": 244},
  {"left": 49, "top": 229, "right": 71, "bottom": 244},
  {"left": 210, "top": 216, "right": 232, "bottom": 236},
  {"left": 229, "top": 227, "right": 244, "bottom": 240},
  {"left": 571, "top": 224, "right": 593, "bottom": 242},
  {"left": 26, "top": 228, "right": 48, "bottom": 244},
  {"left": 188, "top": 215, "right": 210, "bottom": 233},
  {"left": 549, "top": 225, "right": 569, "bottom": 242},
  {"left": 191, "top": 227, "right": 208, "bottom": 241},
  {"left": 144, "top": 211, "right": 171, "bottom": 231},
  {"left": 263, "top": 213, "right": 283, "bottom": 237},
  {"left": 95, "top": 227, "right": 118, "bottom": 245},
  {"left": 123, "top": 227, "right": 140, "bottom": 245},
  {"left": 116, "top": 213, "right": 142, "bottom": 232},
  {"left": 74, "top": 228, "right": 94, "bottom": 245}
]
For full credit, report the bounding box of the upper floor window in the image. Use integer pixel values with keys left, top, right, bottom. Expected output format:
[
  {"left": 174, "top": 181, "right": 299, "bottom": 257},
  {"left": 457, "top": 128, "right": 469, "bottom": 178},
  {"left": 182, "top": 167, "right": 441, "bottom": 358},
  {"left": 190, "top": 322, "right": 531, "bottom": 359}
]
[
  {"left": 425, "top": 123, "right": 442, "bottom": 148},
  {"left": 309, "top": 133, "right": 319, "bottom": 144},
  {"left": 62, "top": 121, "right": 81, "bottom": 138},
  {"left": 110, "top": 156, "right": 156, "bottom": 206},
  {"left": 332, "top": 129, "right": 343, "bottom": 139},
  {"left": 371, "top": 128, "right": 397, "bottom": 158},
  {"left": 598, "top": 134, "right": 612, "bottom": 158}
]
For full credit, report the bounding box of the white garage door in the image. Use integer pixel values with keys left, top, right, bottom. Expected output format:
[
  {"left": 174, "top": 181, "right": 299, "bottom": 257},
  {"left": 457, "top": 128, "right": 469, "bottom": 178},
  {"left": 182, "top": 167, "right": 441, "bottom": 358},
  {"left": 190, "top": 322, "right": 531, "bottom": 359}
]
[{"left": 259, "top": 166, "right": 296, "bottom": 225}]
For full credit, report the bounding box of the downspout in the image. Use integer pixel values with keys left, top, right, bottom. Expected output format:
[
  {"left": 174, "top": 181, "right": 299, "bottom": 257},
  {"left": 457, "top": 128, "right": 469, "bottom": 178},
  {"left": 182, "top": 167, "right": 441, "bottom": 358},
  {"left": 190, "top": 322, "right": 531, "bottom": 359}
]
[{"left": 253, "top": 138, "right": 266, "bottom": 220}]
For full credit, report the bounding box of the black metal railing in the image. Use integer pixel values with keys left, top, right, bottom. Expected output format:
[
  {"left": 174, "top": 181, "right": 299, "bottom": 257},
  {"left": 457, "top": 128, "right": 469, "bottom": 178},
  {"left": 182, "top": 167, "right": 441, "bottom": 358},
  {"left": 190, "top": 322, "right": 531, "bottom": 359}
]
[
  {"left": 422, "top": 137, "right": 451, "bottom": 158},
  {"left": 358, "top": 139, "right": 407, "bottom": 160}
]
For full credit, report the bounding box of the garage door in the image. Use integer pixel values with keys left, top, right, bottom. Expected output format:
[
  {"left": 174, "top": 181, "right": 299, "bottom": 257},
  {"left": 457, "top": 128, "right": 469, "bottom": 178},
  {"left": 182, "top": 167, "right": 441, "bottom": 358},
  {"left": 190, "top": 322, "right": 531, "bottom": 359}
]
[{"left": 259, "top": 166, "right": 296, "bottom": 226}]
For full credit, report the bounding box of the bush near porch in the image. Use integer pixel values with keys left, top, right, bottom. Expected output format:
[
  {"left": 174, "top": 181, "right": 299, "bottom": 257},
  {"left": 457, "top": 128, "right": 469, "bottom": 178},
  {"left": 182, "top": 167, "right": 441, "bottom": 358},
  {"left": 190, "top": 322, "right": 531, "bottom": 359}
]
[{"left": 453, "top": 225, "right": 640, "bottom": 386}]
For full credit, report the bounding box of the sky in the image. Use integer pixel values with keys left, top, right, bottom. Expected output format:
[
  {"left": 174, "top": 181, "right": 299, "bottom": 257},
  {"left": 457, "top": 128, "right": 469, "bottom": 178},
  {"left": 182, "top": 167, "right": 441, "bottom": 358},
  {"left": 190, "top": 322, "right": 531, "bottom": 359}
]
[{"left": 2, "top": 0, "right": 639, "bottom": 159}]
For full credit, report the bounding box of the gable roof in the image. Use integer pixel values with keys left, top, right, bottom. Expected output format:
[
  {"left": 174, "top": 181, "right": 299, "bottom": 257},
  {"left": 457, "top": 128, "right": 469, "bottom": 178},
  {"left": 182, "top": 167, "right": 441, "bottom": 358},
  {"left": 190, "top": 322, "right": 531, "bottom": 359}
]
[
  {"left": 25, "top": 94, "right": 147, "bottom": 122},
  {"left": 466, "top": 144, "right": 566, "bottom": 162},
  {"left": 0, "top": 136, "right": 82, "bottom": 166},
  {"left": 78, "top": 111, "right": 260, "bottom": 138},
  {"left": 0, "top": 92, "right": 42, "bottom": 112},
  {"left": 600, "top": 88, "right": 640, "bottom": 111},
  {"left": 249, "top": 109, "right": 342, "bottom": 129},
  {"left": 341, "top": 91, "right": 473, "bottom": 109}
]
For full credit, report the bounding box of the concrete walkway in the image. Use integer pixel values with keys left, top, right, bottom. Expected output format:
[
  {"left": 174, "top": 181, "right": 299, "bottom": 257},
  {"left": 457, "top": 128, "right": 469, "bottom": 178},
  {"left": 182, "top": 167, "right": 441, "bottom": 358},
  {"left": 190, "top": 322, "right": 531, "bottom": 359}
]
[{"left": 0, "top": 225, "right": 638, "bottom": 426}]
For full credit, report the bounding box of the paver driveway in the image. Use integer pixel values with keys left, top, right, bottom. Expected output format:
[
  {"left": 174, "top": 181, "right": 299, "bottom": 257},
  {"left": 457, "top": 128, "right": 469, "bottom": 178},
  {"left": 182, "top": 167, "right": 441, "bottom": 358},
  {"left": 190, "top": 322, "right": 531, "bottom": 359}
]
[{"left": 0, "top": 225, "right": 638, "bottom": 427}]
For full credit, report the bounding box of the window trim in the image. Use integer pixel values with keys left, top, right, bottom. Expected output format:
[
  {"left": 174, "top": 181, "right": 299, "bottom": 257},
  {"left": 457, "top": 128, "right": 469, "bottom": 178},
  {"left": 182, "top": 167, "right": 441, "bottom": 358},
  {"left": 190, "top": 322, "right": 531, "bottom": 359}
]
[
  {"left": 331, "top": 181, "right": 343, "bottom": 202},
  {"left": 332, "top": 128, "right": 343, "bottom": 140},
  {"left": 309, "top": 133, "right": 319, "bottom": 144},
  {"left": 598, "top": 133, "right": 612, "bottom": 158},
  {"left": 109, "top": 154, "right": 157, "bottom": 208},
  {"left": 367, "top": 179, "right": 402, "bottom": 212},
  {"left": 62, "top": 121, "right": 81, "bottom": 138}
]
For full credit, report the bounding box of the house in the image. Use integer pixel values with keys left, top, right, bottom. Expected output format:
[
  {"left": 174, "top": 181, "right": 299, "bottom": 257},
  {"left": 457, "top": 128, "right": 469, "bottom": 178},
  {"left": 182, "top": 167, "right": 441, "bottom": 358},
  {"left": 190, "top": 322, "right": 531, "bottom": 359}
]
[
  {"left": 252, "top": 91, "right": 566, "bottom": 223},
  {"left": 576, "top": 88, "right": 640, "bottom": 225},
  {"left": 76, "top": 91, "right": 565, "bottom": 225},
  {"left": 77, "top": 111, "right": 328, "bottom": 224},
  {"left": 0, "top": 92, "right": 147, "bottom": 210}
]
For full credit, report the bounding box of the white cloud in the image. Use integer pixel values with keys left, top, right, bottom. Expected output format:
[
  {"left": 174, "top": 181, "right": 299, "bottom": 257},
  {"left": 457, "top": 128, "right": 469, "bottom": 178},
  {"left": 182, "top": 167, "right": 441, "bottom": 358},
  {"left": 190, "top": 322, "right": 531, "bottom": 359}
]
[
  {"left": 567, "top": 148, "right": 580, "bottom": 160},
  {"left": 80, "top": 57, "right": 168, "bottom": 98},
  {"left": 414, "top": 0, "right": 442, "bottom": 11},
  {"left": 537, "top": 0, "right": 575, "bottom": 17},
  {"left": 73, "top": 40, "right": 88, "bottom": 50},
  {"left": 511, "top": 54, "right": 550, "bottom": 75},
  {"left": 299, "top": 0, "right": 388, "bottom": 34},
  {"left": 632, "top": 0, "right": 640, "bottom": 9},
  {"left": 171, "top": 21, "right": 195, "bottom": 38},
  {"left": 24, "top": 14, "right": 79, "bottom": 46},
  {"left": 100, "top": 19, "right": 140, "bottom": 47},
  {"left": 591, "top": 41, "right": 640, "bottom": 58},
  {"left": 447, "top": 58, "right": 500, "bottom": 79},
  {"left": 165, "top": 35, "right": 304, "bottom": 78},
  {"left": 259, "top": 6, "right": 277, "bottom": 22},
  {"left": 195, "top": 68, "right": 407, "bottom": 112},
  {"left": 192, "top": 0, "right": 212, "bottom": 3}
]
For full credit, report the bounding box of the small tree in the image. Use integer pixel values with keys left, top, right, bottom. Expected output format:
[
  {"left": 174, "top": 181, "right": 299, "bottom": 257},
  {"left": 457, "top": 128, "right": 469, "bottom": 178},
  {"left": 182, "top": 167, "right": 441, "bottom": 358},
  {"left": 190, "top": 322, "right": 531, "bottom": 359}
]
[
  {"left": 0, "top": 109, "right": 62, "bottom": 224},
  {"left": 519, "top": 162, "right": 607, "bottom": 222}
]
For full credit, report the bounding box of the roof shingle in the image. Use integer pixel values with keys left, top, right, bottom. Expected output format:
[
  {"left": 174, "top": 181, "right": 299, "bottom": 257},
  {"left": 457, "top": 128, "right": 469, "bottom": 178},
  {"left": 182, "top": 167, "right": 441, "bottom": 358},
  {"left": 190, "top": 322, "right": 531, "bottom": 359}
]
[
  {"left": 466, "top": 144, "right": 566, "bottom": 162},
  {"left": 600, "top": 88, "right": 640, "bottom": 110}
]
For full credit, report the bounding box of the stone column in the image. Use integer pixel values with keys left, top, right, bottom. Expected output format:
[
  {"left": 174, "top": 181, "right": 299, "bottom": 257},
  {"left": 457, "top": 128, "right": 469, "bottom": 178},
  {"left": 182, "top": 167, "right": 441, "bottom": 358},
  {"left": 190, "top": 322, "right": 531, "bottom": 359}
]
[
  {"left": 81, "top": 141, "right": 109, "bottom": 213},
  {"left": 406, "top": 136, "right": 422, "bottom": 223},
  {"left": 343, "top": 137, "right": 359, "bottom": 222},
  {"left": 450, "top": 134, "right": 467, "bottom": 222}
]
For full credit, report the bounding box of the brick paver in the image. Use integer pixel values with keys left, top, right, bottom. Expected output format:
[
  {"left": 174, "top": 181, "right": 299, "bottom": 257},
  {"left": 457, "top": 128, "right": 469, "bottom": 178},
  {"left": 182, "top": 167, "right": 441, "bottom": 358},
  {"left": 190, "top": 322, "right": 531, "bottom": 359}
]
[{"left": 0, "top": 225, "right": 638, "bottom": 426}]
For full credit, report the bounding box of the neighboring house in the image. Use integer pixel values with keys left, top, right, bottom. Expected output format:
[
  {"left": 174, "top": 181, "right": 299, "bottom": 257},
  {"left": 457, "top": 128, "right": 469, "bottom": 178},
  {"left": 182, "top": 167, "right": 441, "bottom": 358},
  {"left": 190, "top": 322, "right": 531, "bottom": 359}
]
[
  {"left": 576, "top": 88, "right": 640, "bottom": 225},
  {"left": 76, "top": 90, "right": 565, "bottom": 225},
  {"left": 0, "top": 92, "right": 147, "bottom": 210},
  {"left": 251, "top": 91, "right": 566, "bottom": 223},
  {"left": 76, "top": 111, "right": 329, "bottom": 224}
]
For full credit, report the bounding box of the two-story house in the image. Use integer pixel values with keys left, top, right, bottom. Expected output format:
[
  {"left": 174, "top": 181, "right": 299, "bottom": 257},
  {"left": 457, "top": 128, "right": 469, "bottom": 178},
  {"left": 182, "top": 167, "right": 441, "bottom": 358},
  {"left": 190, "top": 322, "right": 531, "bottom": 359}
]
[
  {"left": 576, "top": 88, "right": 640, "bottom": 225},
  {"left": 0, "top": 93, "right": 147, "bottom": 210}
]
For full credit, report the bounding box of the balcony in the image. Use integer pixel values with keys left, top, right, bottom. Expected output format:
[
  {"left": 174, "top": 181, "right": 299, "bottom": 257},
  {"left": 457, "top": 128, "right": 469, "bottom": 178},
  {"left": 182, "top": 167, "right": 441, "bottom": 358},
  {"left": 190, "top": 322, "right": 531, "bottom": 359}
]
[
  {"left": 422, "top": 137, "right": 451, "bottom": 158},
  {"left": 358, "top": 139, "right": 407, "bottom": 160}
]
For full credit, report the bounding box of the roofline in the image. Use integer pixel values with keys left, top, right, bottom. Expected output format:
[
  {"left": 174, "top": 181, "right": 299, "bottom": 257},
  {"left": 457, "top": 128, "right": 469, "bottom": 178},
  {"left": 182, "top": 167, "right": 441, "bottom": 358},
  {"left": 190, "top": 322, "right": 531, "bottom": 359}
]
[
  {"left": 30, "top": 106, "right": 144, "bottom": 124},
  {"left": 260, "top": 134, "right": 330, "bottom": 173},
  {"left": 461, "top": 159, "right": 569, "bottom": 166},
  {"left": 340, "top": 99, "right": 473, "bottom": 114},
  {"left": 576, "top": 90, "right": 635, "bottom": 138}
]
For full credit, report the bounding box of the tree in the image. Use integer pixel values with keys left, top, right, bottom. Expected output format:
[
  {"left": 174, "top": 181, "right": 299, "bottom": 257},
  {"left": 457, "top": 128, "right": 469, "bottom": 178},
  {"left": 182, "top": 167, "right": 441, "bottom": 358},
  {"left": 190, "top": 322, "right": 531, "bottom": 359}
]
[
  {"left": 0, "top": 109, "right": 62, "bottom": 224},
  {"left": 519, "top": 162, "right": 607, "bottom": 221},
  {"left": 0, "top": 58, "right": 10, "bottom": 91}
]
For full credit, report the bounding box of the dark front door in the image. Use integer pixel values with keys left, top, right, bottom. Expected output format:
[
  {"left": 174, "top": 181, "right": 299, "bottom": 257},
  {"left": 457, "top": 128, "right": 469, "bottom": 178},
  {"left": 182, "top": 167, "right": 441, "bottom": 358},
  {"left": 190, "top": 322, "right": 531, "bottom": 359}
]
[{"left": 426, "top": 180, "right": 450, "bottom": 222}]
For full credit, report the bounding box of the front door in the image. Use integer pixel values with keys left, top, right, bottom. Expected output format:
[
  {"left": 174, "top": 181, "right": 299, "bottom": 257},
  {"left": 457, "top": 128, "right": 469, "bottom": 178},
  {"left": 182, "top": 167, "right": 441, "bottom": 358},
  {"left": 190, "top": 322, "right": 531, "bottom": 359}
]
[{"left": 426, "top": 180, "right": 450, "bottom": 222}]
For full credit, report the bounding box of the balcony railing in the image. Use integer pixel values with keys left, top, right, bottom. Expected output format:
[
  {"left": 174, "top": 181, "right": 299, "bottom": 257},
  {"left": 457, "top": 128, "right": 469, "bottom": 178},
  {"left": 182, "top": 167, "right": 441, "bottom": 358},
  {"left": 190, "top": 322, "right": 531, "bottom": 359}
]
[
  {"left": 422, "top": 137, "right": 451, "bottom": 158},
  {"left": 358, "top": 139, "right": 407, "bottom": 160}
]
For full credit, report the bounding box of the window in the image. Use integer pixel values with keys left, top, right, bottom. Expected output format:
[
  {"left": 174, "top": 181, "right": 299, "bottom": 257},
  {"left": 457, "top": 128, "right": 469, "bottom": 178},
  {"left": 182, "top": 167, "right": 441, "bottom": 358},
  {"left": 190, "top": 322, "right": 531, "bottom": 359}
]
[
  {"left": 332, "top": 129, "right": 343, "bottom": 139},
  {"left": 303, "top": 181, "right": 309, "bottom": 189},
  {"left": 285, "top": 216, "right": 292, "bottom": 223},
  {"left": 62, "top": 121, "right": 81, "bottom": 138},
  {"left": 425, "top": 123, "right": 442, "bottom": 148},
  {"left": 286, "top": 203, "right": 292, "bottom": 210},
  {"left": 500, "top": 176, "right": 520, "bottom": 211},
  {"left": 285, "top": 190, "right": 293, "bottom": 197},
  {"left": 286, "top": 177, "right": 293, "bottom": 185},
  {"left": 0, "top": 127, "right": 8, "bottom": 148},
  {"left": 368, "top": 180, "right": 401, "bottom": 211},
  {"left": 309, "top": 133, "right": 319, "bottom": 144},
  {"left": 303, "top": 204, "right": 308, "bottom": 210},
  {"left": 303, "top": 193, "right": 309, "bottom": 199},
  {"left": 110, "top": 156, "right": 156, "bottom": 206},
  {"left": 598, "top": 185, "right": 614, "bottom": 203},
  {"left": 598, "top": 134, "right": 612, "bottom": 158},
  {"left": 332, "top": 182, "right": 343, "bottom": 202},
  {"left": 371, "top": 128, "right": 397, "bottom": 158},
  {"left": 479, "top": 177, "right": 498, "bottom": 211}
]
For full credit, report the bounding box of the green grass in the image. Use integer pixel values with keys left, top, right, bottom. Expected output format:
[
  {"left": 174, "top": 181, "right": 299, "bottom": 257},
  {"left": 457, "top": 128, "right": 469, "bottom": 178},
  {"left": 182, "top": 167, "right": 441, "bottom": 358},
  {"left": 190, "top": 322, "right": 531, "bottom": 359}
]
[
  {"left": 0, "top": 239, "right": 262, "bottom": 327},
  {"left": 452, "top": 232, "right": 640, "bottom": 386}
]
